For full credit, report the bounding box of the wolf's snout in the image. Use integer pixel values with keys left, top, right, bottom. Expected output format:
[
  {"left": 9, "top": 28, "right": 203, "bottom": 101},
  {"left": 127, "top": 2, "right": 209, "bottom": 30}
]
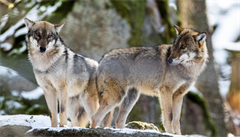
[
  {"left": 40, "top": 46, "right": 46, "bottom": 53},
  {"left": 167, "top": 59, "right": 173, "bottom": 64}
]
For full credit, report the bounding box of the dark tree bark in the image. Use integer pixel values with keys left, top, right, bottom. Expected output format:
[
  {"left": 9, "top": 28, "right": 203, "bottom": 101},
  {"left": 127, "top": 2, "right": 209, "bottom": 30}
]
[{"left": 177, "top": 0, "right": 227, "bottom": 136}]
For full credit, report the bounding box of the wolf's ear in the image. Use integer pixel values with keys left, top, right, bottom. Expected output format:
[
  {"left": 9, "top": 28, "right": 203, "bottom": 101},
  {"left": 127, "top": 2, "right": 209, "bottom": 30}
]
[
  {"left": 196, "top": 32, "right": 207, "bottom": 45},
  {"left": 24, "top": 18, "right": 35, "bottom": 30},
  {"left": 54, "top": 23, "right": 65, "bottom": 33},
  {"left": 174, "top": 25, "right": 183, "bottom": 35}
]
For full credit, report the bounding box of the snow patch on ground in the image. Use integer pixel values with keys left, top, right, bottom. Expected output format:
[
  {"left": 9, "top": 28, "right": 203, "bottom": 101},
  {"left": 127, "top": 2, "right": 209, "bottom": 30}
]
[
  {"left": 21, "top": 87, "right": 44, "bottom": 100},
  {"left": 0, "top": 115, "right": 71, "bottom": 128},
  {"left": 5, "top": 100, "right": 22, "bottom": 109},
  {"left": 0, "top": 115, "right": 51, "bottom": 127},
  {"left": 0, "top": 66, "right": 18, "bottom": 77},
  {"left": 0, "top": 115, "right": 200, "bottom": 136}
]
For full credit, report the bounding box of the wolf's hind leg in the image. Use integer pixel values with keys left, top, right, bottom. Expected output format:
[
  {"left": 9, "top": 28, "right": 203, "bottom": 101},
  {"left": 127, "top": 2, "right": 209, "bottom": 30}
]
[
  {"left": 76, "top": 107, "right": 89, "bottom": 127},
  {"left": 91, "top": 97, "right": 118, "bottom": 128},
  {"left": 82, "top": 91, "right": 99, "bottom": 125},
  {"left": 69, "top": 107, "right": 88, "bottom": 127},
  {"left": 115, "top": 88, "right": 140, "bottom": 128},
  {"left": 102, "top": 110, "right": 114, "bottom": 127},
  {"left": 91, "top": 73, "right": 126, "bottom": 128},
  {"left": 44, "top": 90, "right": 58, "bottom": 127},
  {"left": 68, "top": 97, "right": 89, "bottom": 127}
]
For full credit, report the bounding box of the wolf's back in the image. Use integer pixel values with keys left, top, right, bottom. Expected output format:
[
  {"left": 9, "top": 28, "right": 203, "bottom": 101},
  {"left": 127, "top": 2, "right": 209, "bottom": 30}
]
[{"left": 97, "top": 45, "right": 170, "bottom": 90}]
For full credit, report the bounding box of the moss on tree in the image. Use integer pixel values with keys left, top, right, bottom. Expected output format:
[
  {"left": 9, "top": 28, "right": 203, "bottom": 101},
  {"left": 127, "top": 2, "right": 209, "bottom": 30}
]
[
  {"left": 186, "top": 92, "right": 216, "bottom": 137},
  {"left": 156, "top": 0, "right": 176, "bottom": 44},
  {"left": 110, "top": 0, "right": 146, "bottom": 47}
]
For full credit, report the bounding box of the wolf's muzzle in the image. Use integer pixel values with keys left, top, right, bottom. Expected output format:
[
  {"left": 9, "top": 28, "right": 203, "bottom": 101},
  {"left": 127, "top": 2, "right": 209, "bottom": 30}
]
[
  {"left": 40, "top": 46, "right": 46, "bottom": 53},
  {"left": 167, "top": 59, "right": 173, "bottom": 64}
]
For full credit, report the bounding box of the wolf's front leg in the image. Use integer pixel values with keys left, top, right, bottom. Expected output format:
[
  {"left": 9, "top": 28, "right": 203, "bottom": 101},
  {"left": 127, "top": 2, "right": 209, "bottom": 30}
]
[
  {"left": 44, "top": 90, "right": 58, "bottom": 127},
  {"left": 172, "top": 84, "right": 191, "bottom": 134},
  {"left": 159, "top": 86, "right": 174, "bottom": 134},
  {"left": 59, "top": 86, "right": 68, "bottom": 127}
]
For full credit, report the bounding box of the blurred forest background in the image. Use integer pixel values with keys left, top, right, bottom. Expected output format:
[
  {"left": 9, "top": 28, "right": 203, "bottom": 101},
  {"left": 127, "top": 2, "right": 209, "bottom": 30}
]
[{"left": 0, "top": 0, "right": 239, "bottom": 136}]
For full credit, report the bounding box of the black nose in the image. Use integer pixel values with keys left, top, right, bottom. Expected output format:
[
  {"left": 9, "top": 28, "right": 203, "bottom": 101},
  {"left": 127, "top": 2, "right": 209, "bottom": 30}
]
[
  {"left": 167, "top": 59, "right": 173, "bottom": 64},
  {"left": 40, "top": 46, "right": 46, "bottom": 53}
]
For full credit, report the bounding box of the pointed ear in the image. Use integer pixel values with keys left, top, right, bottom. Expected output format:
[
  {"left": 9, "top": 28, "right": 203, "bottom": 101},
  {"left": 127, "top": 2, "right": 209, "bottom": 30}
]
[
  {"left": 24, "top": 18, "right": 35, "bottom": 31},
  {"left": 196, "top": 32, "right": 207, "bottom": 45},
  {"left": 174, "top": 25, "right": 183, "bottom": 35},
  {"left": 54, "top": 23, "right": 65, "bottom": 33}
]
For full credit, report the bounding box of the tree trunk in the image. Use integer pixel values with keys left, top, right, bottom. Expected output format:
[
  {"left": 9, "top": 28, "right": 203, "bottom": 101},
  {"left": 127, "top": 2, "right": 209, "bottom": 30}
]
[
  {"left": 227, "top": 51, "right": 240, "bottom": 113},
  {"left": 177, "top": 0, "right": 227, "bottom": 136}
]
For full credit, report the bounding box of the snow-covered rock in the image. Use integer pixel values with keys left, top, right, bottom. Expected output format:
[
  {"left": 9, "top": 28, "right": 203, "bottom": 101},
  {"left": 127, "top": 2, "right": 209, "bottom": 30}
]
[{"left": 0, "top": 115, "right": 205, "bottom": 137}]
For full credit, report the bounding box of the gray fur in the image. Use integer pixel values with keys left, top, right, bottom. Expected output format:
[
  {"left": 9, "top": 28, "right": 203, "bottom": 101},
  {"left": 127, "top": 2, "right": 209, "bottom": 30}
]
[
  {"left": 25, "top": 18, "right": 99, "bottom": 127},
  {"left": 91, "top": 26, "right": 208, "bottom": 135}
]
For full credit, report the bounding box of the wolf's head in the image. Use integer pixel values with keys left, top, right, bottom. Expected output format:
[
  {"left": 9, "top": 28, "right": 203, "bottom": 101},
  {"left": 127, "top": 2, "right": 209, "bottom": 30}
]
[
  {"left": 24, "top": 18, "right": 64, "bottom": 53},
  {"left": 167, "top": 25, "right": 207, "bottom": 65}
]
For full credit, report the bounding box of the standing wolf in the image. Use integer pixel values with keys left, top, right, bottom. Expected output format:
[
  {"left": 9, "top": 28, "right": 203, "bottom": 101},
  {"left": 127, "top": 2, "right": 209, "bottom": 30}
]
[
  {"left": 91, "top": 25, "right": 208, "bottom": 134},
  {"left": 24, "top": 18, "right": 99, "bottom": 127}
]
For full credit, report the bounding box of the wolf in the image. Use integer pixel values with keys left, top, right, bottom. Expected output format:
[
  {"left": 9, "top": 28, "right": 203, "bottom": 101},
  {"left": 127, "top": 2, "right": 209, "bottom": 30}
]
[
  {"left": 91, "top": 25, "right": 208, "bottom": 134},
  {"left": 24, "top": 18, "right": 99, "bottom": 127}
]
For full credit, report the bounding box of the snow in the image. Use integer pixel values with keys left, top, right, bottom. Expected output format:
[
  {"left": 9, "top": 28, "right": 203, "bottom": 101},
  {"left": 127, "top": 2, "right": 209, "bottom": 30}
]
[
  {"left": 21, "top": 87, "right": 44, "bottom": 100},
  {"left": 0, "top": 97, "right": 4, "bottom": 102},
  {"left": 223, "top": 42, "right": 240, "bottom": 51},
  {"left": 233, "top": 118, "right": 240, "bottom": 125},
  {"left": 1, "top": 1, "right": 62, "bottom": 43},
  {"left": 5, "top": 100, "right": 22, "bottom": 109},
  {"left": 0, "top": 115, "right": 71, "bottom": 128},
  {"left": 0, "top": 4, "right": 39, "bottom": 42},
  {"left": 0, "top": 14, "right": 8, "bottom": 29},
  {"left": 228, "top": 133, "right": 235, "bottom": 137},
  {"left": 0, "top": 110, "right": 5, "bottom": 115},
  {"left": 0, "top": 66, "right": 18, "bottom": 77},
  {"left": 206, "top": 1, "right": 240, "bottom": 98},
  {"left": 0, "top": 115, "right": 202, "bottom": 136},
  {"left": 0, "top": 42, "right": 12, "bottom": 51},
  {"left": 0, "top": 115, "right": 51, "bottom": 127},
  {"left": 212, "top": 8, "right": 240, "bottom": 48},
  {"left": 14, "top": 27, "right": 27, "bottom": 37}
]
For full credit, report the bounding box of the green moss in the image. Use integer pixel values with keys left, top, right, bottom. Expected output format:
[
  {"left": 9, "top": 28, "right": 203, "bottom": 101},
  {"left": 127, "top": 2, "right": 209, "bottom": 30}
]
[
  {"left": 39, "top": 0, "right": 57, "bottom": 7},
  {"left": 110, "top": 0, "right": 146, "bottom": 47},
  {"left": 128, "top": 96, "right": 165, "bottom": 132},
  {"left": 126, "top": 121, "right": 159, "bottom": 131},
  {"left": 26, "top": 105, "right": 47, "bottom": 115},
  {"left": 187, "top": 92, "right": 217, "bottom": 137}
]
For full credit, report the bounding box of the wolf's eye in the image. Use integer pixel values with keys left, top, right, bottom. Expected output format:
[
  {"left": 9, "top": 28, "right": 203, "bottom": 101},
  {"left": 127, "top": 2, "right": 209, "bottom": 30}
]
[
  {"left": 180, "top": 45, "right": 186, "bottom": 49},
  {"left": 35, "top": 33, "right": 40, "bottom": 37}
]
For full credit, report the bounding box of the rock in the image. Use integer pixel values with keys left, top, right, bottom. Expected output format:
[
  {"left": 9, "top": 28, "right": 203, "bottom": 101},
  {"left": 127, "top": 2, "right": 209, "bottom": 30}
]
[
  {"left": 0, "top": 114, "right": 206, "bottom": 137},
  {"left": 0, "top": 125, "right": 31, "bottom": 137},
  {"left": 25, "top": 127, "right": 200, "bottom": 137}
]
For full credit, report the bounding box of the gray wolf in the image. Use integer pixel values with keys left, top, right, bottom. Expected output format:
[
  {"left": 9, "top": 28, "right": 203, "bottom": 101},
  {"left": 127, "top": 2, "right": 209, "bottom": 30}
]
[
  {"left": 91, "top": 25, "right": 208, "bottom": 134},
  {"left": 24, "top": 18, "right": 99, "bottom": 127}
]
